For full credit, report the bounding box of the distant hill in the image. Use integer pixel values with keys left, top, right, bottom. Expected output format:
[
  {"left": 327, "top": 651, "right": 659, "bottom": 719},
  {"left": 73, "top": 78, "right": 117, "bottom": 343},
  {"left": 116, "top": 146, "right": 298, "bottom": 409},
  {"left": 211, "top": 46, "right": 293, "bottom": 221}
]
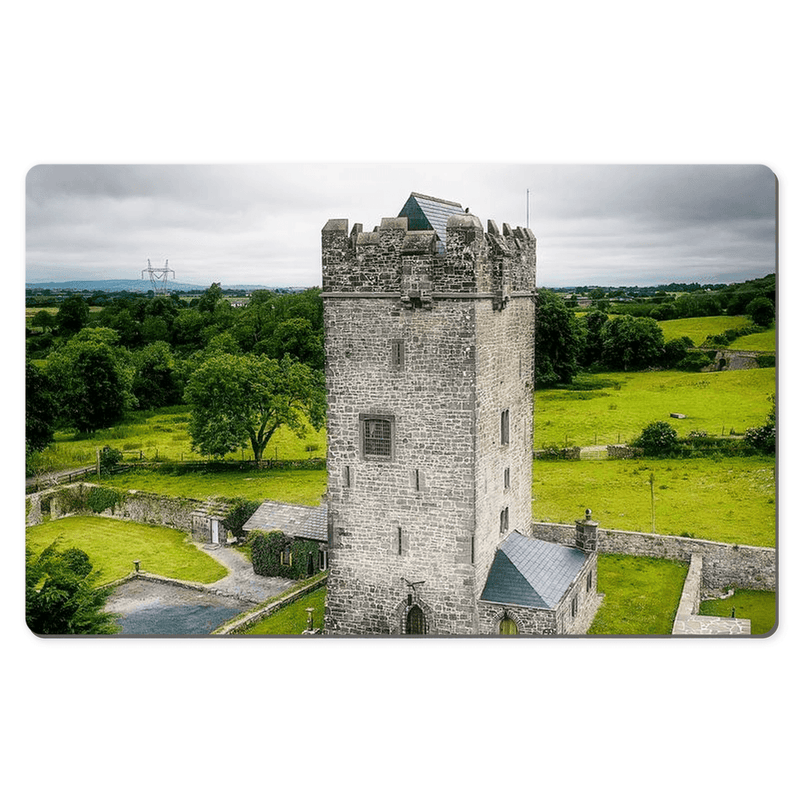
[{"left": 25, "top": 279, "right": 297, "bottom": 293}]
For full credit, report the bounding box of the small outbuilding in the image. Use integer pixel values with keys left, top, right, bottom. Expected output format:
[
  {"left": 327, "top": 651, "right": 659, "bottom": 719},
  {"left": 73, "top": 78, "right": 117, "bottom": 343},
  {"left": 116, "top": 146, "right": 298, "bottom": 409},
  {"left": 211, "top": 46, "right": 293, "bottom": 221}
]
[
  {"left": 243, "top": 500, "right": 329, "bottom": 577},
  {"left": 477, "top": 516, "right": 603, "bottom": 635}
]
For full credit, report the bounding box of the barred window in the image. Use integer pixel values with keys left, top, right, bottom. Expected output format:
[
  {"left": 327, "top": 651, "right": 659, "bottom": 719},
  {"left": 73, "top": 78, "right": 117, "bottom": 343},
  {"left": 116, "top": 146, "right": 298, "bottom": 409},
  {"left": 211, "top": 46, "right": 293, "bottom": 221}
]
[{"left": 361, "top": 415, "right": 394, "bottom": 460}]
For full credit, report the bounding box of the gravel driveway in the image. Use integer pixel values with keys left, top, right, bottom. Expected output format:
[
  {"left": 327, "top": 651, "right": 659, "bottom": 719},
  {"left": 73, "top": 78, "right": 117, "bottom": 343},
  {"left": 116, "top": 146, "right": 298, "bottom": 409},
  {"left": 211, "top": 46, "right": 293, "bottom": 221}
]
[{"left": 105, "top": 543, "right": 296, "bottom": 635}]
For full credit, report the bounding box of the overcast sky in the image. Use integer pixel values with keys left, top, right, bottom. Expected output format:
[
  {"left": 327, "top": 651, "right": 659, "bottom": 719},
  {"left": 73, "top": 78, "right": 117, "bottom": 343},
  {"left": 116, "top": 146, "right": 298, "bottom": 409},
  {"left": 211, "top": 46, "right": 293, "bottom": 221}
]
[{"left": 26, "top": 163, "right": 776, "bottom": 289}]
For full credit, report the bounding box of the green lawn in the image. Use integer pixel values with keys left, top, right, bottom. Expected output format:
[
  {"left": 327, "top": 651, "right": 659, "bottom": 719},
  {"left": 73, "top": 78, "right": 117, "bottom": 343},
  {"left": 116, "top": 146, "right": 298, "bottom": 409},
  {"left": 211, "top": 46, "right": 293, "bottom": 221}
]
[
  {"left": 33, "top": 405, "right": 327, "bottom": 471},
  {"left": 534, "top": 368, "right": 775, "bottom": 448},
  {"left": 656, "top": 315, "right": 750, "bottom": 344},
  {"left": 588, "top": 554, "right": 688, "bottom": 635},
  {"left": 26, "top": 516, "right": 229, "bottom": 585},
  {"left": 99, "top": 467, "right": 327, "bottom": 506},
  {"left": 699, "top": 589, "right": 777, "bottom": 635},
  {"left": 237, "top": 586, "right": 327, "bottom": 634},
  {"left": 533, "top": 457, "right": 775, "bottom": 547}
]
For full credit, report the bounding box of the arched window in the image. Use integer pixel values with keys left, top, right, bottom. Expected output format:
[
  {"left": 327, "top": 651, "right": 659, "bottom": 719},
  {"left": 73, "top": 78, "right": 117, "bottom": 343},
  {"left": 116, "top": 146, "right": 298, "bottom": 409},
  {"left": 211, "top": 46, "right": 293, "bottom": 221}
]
[
  {"left": 499, "top": 614, "right": 518, "bottom": 635},
  {"left": 406, "top": 604, "right": 427, "bottom": 635}
]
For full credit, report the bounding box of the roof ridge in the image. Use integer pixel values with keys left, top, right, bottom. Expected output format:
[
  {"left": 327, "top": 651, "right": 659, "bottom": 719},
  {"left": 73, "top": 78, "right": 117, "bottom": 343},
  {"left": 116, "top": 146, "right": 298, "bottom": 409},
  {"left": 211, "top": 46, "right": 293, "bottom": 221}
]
[{"left": 409, "top": 191, "right": 463, "bottom": 209}]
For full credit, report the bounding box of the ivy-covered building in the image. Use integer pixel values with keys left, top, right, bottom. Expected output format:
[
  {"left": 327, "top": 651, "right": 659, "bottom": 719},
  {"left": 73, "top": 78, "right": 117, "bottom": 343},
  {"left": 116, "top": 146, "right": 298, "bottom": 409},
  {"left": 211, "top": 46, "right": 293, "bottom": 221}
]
[{"left": 243, "top": 500, "right": 328, "bottom": 580}]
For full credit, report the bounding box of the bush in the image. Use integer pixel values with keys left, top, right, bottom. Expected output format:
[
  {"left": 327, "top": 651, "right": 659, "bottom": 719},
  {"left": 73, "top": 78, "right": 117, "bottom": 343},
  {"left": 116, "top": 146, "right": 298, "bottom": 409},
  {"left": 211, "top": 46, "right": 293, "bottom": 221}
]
[
  {"left": 86, "top": 486, "right": 123, "bottom": 514},
  {"left": 99, "top": 446, "right": 123, "bottom": 475},
  {"left": 633, "top": 421, "right": 679, "bottom": 456},
  {"left": 676, "top": 351, "right": 713, "bottom": 371},
  {"left": 744, "top": 424, "right": 775, "bottom": 454},
  {"left": 746, "top": 297, "right": 775, "bottom": 327},
  {"left": 223, "top": 498, "right": 260, "bottom": 540}
]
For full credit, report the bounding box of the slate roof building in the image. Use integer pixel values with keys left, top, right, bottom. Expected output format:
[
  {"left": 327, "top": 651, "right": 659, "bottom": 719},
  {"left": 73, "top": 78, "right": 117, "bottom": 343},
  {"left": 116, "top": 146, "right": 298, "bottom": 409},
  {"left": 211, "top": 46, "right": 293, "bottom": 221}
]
[
  {"left": 243, "top": 500, "right": 330, "bottom": 576},
  {"left": 479, "top": 526, "right": 601, "bottom": 635},
  {"left": 317, "top": 192, "right": 601, "bottom": 635}
]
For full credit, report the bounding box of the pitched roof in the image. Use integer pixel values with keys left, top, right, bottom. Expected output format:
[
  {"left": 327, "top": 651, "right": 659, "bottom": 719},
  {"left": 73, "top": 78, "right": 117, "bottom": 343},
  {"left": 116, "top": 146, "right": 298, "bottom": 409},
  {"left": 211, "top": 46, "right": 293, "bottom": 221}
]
[
  {"left": 243, "top": 500, "right": 327, "bottom": 542},
  {"left": 480, "top": 531, "right": 588, "bottom": 609},
  {"left": 398, "top": 192, "right": 465, "bottom": 251}
]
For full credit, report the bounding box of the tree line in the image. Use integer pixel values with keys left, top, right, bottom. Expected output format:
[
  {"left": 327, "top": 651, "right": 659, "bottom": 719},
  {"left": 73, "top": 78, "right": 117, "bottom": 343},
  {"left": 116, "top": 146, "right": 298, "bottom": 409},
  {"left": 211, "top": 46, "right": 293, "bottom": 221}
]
[
  {"left": 562, "top": 273, "right": 775, "bottom": 322},
  {"left": 26, "top": 284, "right": 325, "bottom": 467},
  {"left": 534, "top": 286, "right": 775, "bottom": 388}
]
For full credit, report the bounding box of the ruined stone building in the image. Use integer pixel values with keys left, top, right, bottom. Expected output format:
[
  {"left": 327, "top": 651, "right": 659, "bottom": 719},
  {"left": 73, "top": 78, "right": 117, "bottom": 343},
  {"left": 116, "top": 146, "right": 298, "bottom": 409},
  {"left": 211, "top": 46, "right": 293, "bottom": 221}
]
[{"left": 321, "top": 192, "right": 600, "bottom": 635}]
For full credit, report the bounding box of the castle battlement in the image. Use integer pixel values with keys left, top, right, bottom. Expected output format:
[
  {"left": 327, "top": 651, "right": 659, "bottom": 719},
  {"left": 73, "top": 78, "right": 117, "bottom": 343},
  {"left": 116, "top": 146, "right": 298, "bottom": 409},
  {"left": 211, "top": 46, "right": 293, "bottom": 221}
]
[{"left": 322, "top": 210, "right": 536, "bottom": 306}]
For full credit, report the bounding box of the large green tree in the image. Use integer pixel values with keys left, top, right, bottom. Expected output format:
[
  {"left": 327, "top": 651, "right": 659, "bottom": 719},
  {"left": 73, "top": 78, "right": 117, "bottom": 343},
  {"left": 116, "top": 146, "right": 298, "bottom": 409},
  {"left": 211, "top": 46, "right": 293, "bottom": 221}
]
[
  {"left": 600, "top": 315, "right": 665, "bottom": 371},
  {"left": 54, "top": 294, "right": 90, "bottom": 335},
  {"left": 745, "top": 296, "right": 775, "bottom": 327},
  {"left": 534, "top": 290, "right": 582, "bottom": 386},
  {"left": 131, "top": 341, "right": 183, "bottom": 409},
  {"left": 26, "top": 542, "right": 119, "bottom": 635},
  {"left": 184, "top": 353, "right": 325, "bottom": 463},
  {"left": 26, "top": 360, "right": 57, "bottom": 453},
  {"left": 45, "top": 328, "right": 134, "bottom": 432}
]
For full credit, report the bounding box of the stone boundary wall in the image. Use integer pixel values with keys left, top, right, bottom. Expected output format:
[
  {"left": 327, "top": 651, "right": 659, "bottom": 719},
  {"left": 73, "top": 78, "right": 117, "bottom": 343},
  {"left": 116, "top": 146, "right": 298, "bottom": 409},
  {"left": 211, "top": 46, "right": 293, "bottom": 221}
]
[
  {"left": 530, "top": 522, "right": 775, "bottom": 591},
  {"left": 607, "top": 445, "right": 642, "bottom": 459},
  {"left": 672, "top": 555, "right": 752, "bottom": 635},
  {"left": 26, "top": 483, "right": 211, "bottom": 536}
]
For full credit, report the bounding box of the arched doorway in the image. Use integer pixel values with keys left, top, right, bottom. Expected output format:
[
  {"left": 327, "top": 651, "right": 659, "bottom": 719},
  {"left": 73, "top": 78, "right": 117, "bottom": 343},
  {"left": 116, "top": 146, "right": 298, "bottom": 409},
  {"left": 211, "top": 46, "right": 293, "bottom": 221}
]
[
  {"left": 406, "top": 604, "right": 427, "bottom": 635},
  {"left": 499, "top": 614, "right": 518, "bottom": 635}
]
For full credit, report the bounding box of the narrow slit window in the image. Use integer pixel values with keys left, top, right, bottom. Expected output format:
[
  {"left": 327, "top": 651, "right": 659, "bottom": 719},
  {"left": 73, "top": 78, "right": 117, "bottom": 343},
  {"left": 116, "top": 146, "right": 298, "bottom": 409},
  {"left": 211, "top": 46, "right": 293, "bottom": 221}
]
[
  {"left": 397, "top": 527, "right": 403, "bottom": 556},
  {"left": 344, "top": 465, "right": 351, "bottom": 488},
  {"left": 390, "top": 339, "right": 405, "bottom": 368},
  {"left": 501, "top": 409, "right": 510, "bottom": 445},
  {"left": 500, "top": 507, "right": 509, "bottom": 535},
  {"left": 504, "top": 467, "right": 511, "bottom": 490}
]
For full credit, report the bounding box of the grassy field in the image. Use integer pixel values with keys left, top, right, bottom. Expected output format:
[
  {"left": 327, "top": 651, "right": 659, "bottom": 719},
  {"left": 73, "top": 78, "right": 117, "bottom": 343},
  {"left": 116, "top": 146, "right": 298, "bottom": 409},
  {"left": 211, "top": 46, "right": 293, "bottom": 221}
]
[
  {"left": 34, "top": 405, "right": 327, "bottom": 471},
  {"left": 656, "top": 315, "right": 750, "bottom": 344},
  {"left": 26, "top": 516, "right": 228, "bottom": 585},
  {"left": 99, "top": 467, "right": 327, "bottom": 506},
  {"left": 726, "top": 329, "right": 776, "bottom": 351},
  {"left": 236, "top": 585, "right": 327, "bottom": 634},
  {"left": 588, "top": 554, "right": 688, "bottom": 635},
  {"left": 534, "top": 368, "right": 775, "bottom": 448},
  {"left": 698, "top": 589, "right": 776, "bottom": 636},
  {"left": 533, "top": 457, "right": 775, "bottom": 547}
]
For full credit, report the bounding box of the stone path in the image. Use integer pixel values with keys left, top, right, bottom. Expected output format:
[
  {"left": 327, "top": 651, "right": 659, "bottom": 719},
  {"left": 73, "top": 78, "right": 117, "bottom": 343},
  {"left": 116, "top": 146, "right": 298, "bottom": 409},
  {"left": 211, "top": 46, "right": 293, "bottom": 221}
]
[{"left": 193, "top": 542, "right": 295, "bottom": 604}]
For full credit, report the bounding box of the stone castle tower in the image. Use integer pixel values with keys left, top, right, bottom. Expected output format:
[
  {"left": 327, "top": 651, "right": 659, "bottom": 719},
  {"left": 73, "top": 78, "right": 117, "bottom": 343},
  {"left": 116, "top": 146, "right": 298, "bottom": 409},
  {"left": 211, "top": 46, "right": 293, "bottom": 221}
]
[{"left": 321, "top": 193, "right": 538, "bottom": 635}]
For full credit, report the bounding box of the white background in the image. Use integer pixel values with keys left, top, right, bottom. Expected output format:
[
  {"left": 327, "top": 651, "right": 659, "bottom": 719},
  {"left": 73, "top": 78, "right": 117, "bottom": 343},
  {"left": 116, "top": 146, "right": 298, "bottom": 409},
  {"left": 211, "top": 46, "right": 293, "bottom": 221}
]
[{"left": 4, "top": 2, "right": 795, "bottom": 798}]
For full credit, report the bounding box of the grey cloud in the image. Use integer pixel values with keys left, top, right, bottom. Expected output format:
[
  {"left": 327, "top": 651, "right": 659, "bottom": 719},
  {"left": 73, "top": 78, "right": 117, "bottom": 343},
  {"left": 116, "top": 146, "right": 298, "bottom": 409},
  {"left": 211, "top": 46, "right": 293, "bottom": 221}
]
[{"left": 26, "top": 164, "right": 776, "bottom": 288}]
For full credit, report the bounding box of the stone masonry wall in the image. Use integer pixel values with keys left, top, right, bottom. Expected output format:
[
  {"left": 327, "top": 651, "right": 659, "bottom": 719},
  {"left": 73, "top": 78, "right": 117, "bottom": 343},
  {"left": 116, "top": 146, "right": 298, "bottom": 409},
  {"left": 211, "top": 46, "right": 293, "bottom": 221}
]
[
  {"left": 530, "top": 521, "right": 775, "bottom": 591},
  {"left": 26, "top": 483, "right": 208, "bottom": 536},
  {"left": 323, "top": 208, "right": 536, "bottom": 635}
]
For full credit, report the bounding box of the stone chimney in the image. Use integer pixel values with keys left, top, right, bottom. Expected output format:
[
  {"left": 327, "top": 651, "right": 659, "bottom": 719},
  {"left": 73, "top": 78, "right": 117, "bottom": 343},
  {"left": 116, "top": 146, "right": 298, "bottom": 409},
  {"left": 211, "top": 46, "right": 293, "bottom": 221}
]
[{"left": 576, "top": 508, "right": 599, "bottom": 552}]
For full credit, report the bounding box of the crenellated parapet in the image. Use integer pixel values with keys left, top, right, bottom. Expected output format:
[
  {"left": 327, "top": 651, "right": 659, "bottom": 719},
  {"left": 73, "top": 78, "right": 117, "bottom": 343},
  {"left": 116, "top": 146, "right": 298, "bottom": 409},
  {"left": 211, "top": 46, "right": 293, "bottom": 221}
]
[{"left": 321, "top": 209, "right": 536, "bottom": 308}]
